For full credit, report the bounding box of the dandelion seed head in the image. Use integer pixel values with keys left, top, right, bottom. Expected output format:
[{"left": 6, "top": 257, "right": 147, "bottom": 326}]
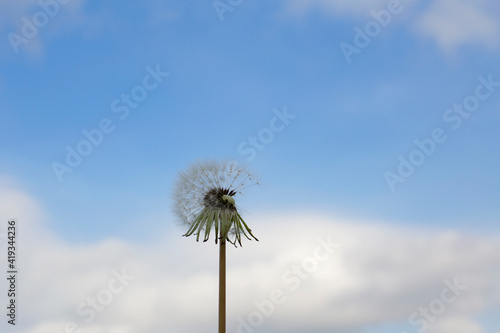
[{"left": 172, "top": 159, "right": 259, "bottom": 246}]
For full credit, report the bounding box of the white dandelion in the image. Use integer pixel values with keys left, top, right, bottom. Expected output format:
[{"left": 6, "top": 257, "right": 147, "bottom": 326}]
[
  {"left": 172, "top": 159, "right": 260, "bottom": 333},
  {"left": 172, "top": 159, "right": 259, "bottom": 247}
]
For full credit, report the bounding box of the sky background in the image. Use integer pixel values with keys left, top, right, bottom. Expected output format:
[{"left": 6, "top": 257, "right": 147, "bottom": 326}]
[{"left": 1, "top": 0, "right": 500, "bottom": 332}]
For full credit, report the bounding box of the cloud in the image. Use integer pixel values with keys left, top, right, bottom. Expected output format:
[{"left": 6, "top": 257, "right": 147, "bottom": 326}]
[
  {"left": 1, "top": 180, "right": 499, "bottom": 332},
  {"left": 414, "top": 0, "right": 500, "bottom": 53},
  {"left": 427, "top": 316, "right": 483, "bottom": 333},
  {"left": 284, "top": 0, "right": 500, "bottom": 56}
]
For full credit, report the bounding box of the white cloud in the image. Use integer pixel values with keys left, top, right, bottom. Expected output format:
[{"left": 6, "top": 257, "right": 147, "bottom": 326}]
[
  {"left": 1, "top": 180, "right": 499, "bottom": 332},
  {"left": 414, "top": 0, "right": 500, "bottom": 53},
  {"left": 284, "top": 0, "right": 500, "bottom": 55}
]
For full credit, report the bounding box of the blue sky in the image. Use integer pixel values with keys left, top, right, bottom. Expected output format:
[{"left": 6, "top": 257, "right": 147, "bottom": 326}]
[{"left": 1, "top": 1, "right": 500, "bottom": 332}]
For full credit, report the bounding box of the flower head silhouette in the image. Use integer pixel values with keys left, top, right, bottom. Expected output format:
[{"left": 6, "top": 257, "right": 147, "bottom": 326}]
[{"left": 173, "top": 159, "right": 258, "bottom": 247}]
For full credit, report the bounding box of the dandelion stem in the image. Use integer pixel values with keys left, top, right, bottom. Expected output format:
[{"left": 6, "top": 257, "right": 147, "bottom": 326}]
[{"left": 219, "top": 234, "right": 226, "bottom": 333}]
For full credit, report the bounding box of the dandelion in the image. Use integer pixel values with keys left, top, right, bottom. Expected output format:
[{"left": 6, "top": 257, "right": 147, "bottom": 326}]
[
  {"left": 172, "top": 159, "right": 259, "bottom": 247},
  {"left": 172, "top": 159, "right": 259, "bottom": 333}
]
